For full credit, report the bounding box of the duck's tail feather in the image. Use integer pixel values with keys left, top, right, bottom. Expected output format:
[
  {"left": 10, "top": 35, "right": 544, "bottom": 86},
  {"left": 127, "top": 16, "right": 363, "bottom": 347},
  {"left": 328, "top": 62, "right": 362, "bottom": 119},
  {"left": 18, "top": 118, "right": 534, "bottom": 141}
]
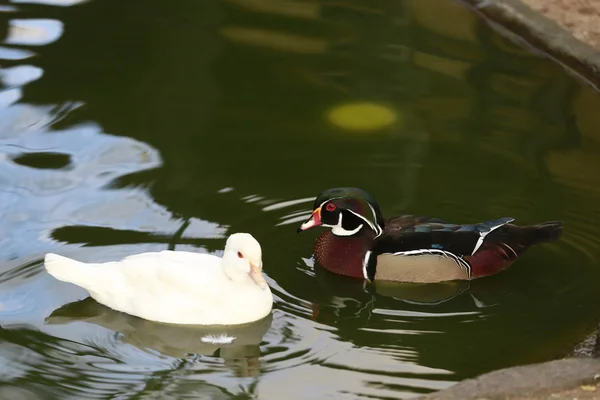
[
  {"left": 532, "top": 221, "right": 563, "bottom": 243},
  {"left": 44, "top": 253, "right": 96, "bottom": 288}
]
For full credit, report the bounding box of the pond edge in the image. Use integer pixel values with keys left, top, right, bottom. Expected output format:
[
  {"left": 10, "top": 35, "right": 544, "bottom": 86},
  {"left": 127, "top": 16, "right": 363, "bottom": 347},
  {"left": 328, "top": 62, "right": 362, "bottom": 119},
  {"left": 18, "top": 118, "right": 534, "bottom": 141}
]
[
  {"left": 419, "top": 0, "right": 600, "bottom": 398},
  {"left": 420, "top": 357, "right": 600, "bottom": 399},
  {"left": 459, "top": 0, "right": 600, "bottom": 92}
]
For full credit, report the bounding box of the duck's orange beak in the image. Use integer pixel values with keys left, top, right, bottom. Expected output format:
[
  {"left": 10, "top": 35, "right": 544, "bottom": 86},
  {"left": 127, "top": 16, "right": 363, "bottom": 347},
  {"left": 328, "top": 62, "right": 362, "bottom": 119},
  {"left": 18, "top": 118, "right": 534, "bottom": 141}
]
[
  {"left": 297, "top": 207, "right": 322, "bottom": 232},
  {"left": 249, "top": 261, "right": 267, "bottom": 290}
]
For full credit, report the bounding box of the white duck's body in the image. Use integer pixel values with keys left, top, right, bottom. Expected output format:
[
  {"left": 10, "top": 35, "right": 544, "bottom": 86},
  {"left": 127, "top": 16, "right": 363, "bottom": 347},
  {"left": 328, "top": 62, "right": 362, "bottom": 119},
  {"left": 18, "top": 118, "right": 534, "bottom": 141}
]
[{"left": 44, "top": 234, "right": 273, "bottom": 325}]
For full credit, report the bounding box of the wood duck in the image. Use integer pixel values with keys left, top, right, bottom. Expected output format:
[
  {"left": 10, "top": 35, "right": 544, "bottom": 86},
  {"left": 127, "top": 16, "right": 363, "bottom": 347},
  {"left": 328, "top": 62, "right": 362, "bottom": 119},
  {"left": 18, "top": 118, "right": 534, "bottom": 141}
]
[{"left": 297, "top": 187, "right": 563, "bottom": 283}]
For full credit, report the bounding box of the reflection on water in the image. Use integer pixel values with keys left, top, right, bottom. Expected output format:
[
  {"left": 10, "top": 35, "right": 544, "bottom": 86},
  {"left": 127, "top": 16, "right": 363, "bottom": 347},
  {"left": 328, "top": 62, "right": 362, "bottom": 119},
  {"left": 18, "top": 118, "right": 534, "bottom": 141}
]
[
  {"left": 0, "top": 0, "right": 599, "bottom": 398},
  {"left": 47, "top": 298, "right": 274, "bottom": 377},
  {"left": 5, "top": 19, "right": 63, "bottom": 46}
]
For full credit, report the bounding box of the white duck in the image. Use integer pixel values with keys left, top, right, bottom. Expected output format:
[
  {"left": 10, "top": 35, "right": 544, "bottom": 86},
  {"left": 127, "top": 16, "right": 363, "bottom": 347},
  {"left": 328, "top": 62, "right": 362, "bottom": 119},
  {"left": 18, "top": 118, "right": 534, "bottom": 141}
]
[{"left": 44, "top": 233, "right": 273, "bottom": 325}]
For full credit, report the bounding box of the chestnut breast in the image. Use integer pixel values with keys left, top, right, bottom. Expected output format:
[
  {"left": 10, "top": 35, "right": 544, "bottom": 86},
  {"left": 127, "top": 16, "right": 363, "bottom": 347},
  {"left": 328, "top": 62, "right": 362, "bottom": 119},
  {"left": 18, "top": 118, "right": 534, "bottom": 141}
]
[{"left": 313, "top": 231, "right": 373, "bottom": 279}]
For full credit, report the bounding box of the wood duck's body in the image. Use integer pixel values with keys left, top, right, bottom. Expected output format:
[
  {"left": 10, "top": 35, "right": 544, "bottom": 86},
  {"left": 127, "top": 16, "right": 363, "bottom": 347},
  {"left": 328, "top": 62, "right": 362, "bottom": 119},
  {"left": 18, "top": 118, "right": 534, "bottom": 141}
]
[{"left": 298, "top": 187, "right": 563, "bottom": 283}]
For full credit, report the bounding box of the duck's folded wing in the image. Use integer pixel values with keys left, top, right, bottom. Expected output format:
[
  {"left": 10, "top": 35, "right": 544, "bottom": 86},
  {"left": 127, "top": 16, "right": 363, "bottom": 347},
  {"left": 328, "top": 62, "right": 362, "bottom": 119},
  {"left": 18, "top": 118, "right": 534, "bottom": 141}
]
[
  {"left": 375, "top": 217, "right": 515, "bottom": 256},
  {"left": 383, "top": 215, "right": 448, "bottom": 232},
  {"left": 365, "top": 218, "right": 515, "bottom": 282},
  {"left": 117, "top": 250, "right": 222, "bottom": 291}
]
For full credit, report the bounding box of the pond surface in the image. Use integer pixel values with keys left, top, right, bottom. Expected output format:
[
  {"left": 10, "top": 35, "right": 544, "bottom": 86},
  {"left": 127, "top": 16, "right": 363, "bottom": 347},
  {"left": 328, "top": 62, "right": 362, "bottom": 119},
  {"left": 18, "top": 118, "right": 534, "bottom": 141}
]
[{"left": 1, "top": 0, "right": 600, "bottom": 398}]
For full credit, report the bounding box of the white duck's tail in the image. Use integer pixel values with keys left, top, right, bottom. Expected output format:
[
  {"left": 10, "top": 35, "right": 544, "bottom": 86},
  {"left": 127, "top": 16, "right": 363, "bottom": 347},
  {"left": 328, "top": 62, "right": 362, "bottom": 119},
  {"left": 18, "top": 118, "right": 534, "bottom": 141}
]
[{"left": 44, "top": 253, "right": 97, "bottom": 288}]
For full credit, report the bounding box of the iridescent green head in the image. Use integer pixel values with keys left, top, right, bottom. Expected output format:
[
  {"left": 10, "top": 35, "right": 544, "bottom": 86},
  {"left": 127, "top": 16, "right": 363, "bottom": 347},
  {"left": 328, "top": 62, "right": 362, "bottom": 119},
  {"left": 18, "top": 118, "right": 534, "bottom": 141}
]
[{"left": 297, "top": 187, "right": 384, "bottom": 237}]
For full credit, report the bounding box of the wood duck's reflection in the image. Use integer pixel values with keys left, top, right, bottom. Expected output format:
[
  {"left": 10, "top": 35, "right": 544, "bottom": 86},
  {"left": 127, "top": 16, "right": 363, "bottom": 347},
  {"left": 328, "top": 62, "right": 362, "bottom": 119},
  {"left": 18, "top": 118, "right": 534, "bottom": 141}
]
[
  {"left": 45, "top": 298, "right": 273, "bottom": 377},
  {"left": 310, "top": 262, "right": 507, "bottom": 326}
]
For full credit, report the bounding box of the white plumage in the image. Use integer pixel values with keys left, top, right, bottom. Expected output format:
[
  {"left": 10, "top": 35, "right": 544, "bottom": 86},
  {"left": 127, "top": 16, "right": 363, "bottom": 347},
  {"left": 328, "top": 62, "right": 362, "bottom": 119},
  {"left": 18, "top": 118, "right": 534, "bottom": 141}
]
[{"left": 44, "top": 233, "right": 273, "bottom": 325}]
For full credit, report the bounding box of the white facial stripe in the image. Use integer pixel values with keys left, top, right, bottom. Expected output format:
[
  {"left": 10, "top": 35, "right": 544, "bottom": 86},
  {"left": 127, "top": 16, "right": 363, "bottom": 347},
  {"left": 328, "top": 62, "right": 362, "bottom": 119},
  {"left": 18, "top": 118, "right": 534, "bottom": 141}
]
[
  {"left": 331, "top": 213, "right": 363, "bottom": 236},
  {"left": 332, "top": 224, "right": 363, "bottom": 236},
  {"left": 362, "top": 251, "right": 372, "bottom": 280},
  {"left": 318, "top": 197, "right": 344, "bottom": 209},
  {"left": 319, "top": 196, "right": 383, "bottom": 237},
  {"left": 367, "top": 203, "right": 383, "bottom": 237},
  {"left": 346, "top": 209, "right": 378, "bottom": 234}
]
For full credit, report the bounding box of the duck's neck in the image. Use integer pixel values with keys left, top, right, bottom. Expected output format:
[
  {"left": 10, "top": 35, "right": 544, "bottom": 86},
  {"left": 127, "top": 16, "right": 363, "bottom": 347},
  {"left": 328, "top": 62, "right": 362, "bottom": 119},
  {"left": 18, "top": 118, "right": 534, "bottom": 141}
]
[{"left": 313, "top": 229, "right": 375, "bottom": 279}]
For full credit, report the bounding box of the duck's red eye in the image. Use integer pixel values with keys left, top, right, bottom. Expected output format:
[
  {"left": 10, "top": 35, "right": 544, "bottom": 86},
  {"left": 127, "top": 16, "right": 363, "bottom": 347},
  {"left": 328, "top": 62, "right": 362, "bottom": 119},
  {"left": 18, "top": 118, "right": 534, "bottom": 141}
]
[
  {"left": 237, "top": 251, "right": 243, "bottom": 258},
  {"left": 325, "top": 203, "right": 336, "bottom": 212}
]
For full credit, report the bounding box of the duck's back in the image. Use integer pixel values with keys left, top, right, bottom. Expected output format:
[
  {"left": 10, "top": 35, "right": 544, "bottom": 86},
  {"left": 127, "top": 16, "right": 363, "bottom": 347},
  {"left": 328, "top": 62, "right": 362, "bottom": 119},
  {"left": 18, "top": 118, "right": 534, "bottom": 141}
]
[{"left": 367, "top": 215, "right": 562, "bottom": 281}]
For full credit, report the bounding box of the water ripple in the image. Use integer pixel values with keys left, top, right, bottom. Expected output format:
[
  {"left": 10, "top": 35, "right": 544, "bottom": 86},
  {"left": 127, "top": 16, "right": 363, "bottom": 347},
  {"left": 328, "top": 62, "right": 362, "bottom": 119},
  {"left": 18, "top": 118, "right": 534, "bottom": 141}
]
[{"left": 5, "top": 19, "right": 63, "bottom": 46}]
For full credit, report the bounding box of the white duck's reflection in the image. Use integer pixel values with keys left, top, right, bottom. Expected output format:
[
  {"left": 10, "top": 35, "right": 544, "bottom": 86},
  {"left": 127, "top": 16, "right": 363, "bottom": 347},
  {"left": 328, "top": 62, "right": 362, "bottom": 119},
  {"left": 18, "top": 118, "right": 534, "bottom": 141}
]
[{"left": 45, "top": 298, "right": 273, "bottom": 377}]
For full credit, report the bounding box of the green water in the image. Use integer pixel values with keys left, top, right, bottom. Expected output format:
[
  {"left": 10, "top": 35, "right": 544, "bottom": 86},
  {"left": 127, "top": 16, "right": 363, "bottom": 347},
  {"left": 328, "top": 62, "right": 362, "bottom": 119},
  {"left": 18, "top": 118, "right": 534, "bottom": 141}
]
[{"left": 0, "top": 0, "right": 600, "bottom": 398}]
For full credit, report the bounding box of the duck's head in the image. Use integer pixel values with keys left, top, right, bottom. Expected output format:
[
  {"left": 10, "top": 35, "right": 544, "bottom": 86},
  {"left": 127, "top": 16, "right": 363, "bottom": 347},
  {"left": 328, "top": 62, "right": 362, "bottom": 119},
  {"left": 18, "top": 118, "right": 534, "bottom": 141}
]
[
  {"left": 222, "top": 233, "right": 267, "bottom": 290},
  {"left": 297, "top": 187, "right": 384, "bottom": 237}
]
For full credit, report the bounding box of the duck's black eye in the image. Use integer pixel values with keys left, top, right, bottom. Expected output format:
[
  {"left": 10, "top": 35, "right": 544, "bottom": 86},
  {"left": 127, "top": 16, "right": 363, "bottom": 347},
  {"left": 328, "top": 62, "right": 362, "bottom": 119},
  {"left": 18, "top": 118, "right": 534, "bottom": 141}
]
[
  {"left": 237, "top": 251, "right": 243, "bottom": 258},
  {"left": 325, "top": 203, "right": 336, "bottom": 212}
]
